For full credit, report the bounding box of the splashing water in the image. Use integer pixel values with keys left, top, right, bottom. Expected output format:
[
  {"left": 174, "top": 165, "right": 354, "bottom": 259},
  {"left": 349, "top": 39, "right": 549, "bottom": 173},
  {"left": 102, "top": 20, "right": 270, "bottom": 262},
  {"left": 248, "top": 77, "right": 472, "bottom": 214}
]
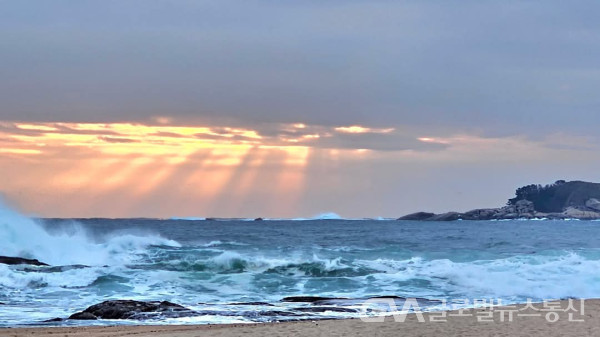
[
  {"left": 1, "top": 201, "right": 600, "bottom": 326},
  {"left": 0, "top": 201, "right": 180, "bottom": 266}
]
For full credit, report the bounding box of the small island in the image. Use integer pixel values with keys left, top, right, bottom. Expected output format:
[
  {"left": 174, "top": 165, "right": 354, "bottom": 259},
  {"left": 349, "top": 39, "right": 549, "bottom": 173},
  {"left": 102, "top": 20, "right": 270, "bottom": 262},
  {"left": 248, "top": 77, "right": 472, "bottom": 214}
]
[{"left": 399, "top": 180, "right": 600, "bottom": 221}]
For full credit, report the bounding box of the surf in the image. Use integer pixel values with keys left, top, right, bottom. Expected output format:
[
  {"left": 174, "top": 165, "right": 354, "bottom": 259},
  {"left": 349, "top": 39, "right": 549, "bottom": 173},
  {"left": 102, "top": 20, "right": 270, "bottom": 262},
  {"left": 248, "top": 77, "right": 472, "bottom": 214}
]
[{"left": 0, "top": 200, "right": 180, "bottom": 266}]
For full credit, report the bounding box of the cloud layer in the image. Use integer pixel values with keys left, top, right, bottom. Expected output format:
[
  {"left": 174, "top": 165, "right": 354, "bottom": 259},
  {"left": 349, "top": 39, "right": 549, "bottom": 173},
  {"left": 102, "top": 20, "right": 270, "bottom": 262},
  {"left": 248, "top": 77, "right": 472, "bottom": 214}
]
[
  {"left": 1, "top": 1, "right": 599, "bottom": 217},
  {"left": 1, "top": 1, "right": 599, "bottom": 136},
  {"left": 1, "top": 121, "right": 599, "bottom": 218}
]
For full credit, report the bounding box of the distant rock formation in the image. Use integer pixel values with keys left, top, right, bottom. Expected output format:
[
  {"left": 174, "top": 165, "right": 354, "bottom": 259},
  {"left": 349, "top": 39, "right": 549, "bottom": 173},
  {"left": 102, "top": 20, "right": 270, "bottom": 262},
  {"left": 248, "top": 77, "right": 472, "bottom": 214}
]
[
  {"left": 508, "top": 180, "right": 600, "bottom": 212},
  {"left": 396, "top": 212, "right": 435, "bottom": 221},
  {"left": 398, "top": 180, "right": 600, "bottom": 221},
  {"left": 0, "top": 256, "right": 48, "bottom": 266}
]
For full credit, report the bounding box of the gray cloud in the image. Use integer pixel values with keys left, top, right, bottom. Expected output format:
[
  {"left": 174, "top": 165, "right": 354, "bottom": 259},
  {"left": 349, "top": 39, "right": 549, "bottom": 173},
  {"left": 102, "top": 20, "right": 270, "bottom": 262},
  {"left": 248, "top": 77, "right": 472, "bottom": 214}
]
[
  {"left": 0, "top": 0, "right": 599, "bottom": 138},
  {"left": 310, "top": 132, "right": 447, "bottom": 152}
]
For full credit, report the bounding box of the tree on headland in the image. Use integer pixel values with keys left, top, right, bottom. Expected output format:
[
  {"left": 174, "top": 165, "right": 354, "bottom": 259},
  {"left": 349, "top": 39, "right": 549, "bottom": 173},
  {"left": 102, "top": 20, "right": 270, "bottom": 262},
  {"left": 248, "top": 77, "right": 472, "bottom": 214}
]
[{"left": 507, "top": 180, "right": 600, "bottom": 212}]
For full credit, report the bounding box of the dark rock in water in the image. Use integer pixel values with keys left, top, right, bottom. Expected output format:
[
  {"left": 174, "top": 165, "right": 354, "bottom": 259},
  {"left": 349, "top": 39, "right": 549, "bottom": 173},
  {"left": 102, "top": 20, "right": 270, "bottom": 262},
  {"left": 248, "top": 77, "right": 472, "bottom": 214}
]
[
  {"left": 227, "top": 301, "right": 274, "bottom": 306},
  {"left": 69, "top": 300, "right": 197, "bottom": 320},
  {"left": 0, "top": 256, "right": 49, "bottom": 266},
  {"left": 368, "top": 296, "right": 443, "bottom": 306},
  {"left": 69, "top": 312, "right": 97, "bottom": 320},
  {"left": 254, "top": 217, "right": 264, "bottom": 221},
  {"left": 194, "top": 309, "right": 302, "bottom": 319},
  {"left": 294, "top": 307, "right": 358, "bottom": 313},
  {"left": 253, "top": 310, "right": 303, "bottom": 318},
  {"left": 397, "top": 212, "right": 435, "bottom": 221},
  {"left": 282, "top": 296, "right": 346, "bottom": 303},
  {"left": 312, "top": 298, "right": 365, "bottom": 306},
  {"left": 367, "top": 295, "right": 407, "bottom": 299},
  {"left": 42, "top": 317, "right": 64, "bottom": 322}
]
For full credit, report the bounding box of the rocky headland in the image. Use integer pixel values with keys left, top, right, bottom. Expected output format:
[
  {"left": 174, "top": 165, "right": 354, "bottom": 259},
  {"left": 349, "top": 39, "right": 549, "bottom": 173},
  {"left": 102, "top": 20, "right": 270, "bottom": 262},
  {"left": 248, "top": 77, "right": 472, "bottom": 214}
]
[{"left": 399, "top": 180, "right": 600, "bottom": 221}]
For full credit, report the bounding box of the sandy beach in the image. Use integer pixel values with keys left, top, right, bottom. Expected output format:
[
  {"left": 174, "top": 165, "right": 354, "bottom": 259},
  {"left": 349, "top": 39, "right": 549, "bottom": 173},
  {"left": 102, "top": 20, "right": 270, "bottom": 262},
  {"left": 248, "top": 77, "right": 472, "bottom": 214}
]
[{"left": 1, "top": 299, "right": 597, "bottom": 337}]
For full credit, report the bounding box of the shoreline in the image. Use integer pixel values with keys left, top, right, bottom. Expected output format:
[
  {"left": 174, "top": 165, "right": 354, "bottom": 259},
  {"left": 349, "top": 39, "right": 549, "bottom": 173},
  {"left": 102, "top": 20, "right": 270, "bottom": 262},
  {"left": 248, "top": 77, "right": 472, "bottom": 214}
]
[{"left": 1, "top": 299, "right": 596, "bottom": 337}]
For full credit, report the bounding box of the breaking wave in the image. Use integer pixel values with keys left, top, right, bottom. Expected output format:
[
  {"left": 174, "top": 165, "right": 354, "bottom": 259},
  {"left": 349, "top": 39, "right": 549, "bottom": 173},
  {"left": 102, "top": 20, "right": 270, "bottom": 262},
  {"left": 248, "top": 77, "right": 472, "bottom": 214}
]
[
  {"left": 0, "top": 201, "right": 180, "bottom": 266},
  {"left": 2, "top": 202, "right": 600, "bottom": 326}
]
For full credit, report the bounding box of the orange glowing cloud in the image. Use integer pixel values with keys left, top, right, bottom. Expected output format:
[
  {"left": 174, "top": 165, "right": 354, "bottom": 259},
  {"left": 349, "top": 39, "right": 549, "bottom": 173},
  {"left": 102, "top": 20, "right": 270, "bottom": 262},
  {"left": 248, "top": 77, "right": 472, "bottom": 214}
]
[
  {"left": 5, "top": 122, "right": 266, "bottom": 160},
  {"left": 0, "top": 148, "right": 43, "bottom": 155},
  {"left": 0, "top": 121, "right": 317, "bottom": 217},
  {"left": 335, "top": 125, "right": 395, "bottom": 134},
  {"left": 417, "top": 137, "right": 450, "bottom": 144},
  {"left": 3, "top": 120, "right": 455, "bottom": 217}
]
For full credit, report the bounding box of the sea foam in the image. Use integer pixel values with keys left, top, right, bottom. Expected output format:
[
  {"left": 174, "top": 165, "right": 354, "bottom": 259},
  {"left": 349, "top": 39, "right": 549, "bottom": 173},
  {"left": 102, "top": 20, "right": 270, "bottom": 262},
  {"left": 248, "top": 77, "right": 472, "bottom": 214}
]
[{"left": 0, "top": 201, "right": 180, "bottom": 266}]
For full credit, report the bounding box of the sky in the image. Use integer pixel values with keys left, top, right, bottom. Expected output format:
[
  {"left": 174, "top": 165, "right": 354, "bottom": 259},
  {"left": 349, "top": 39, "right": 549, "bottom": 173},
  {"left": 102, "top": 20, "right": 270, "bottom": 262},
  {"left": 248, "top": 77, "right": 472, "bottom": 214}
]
[{"left": 1, "top": 1, "right": 599, "bottom": 218}]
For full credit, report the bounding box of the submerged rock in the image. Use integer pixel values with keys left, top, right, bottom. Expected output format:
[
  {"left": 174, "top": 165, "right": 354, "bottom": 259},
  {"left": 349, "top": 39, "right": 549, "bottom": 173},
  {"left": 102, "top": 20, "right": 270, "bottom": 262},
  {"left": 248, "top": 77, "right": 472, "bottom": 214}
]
[
  {"left": 281, "top": 296, "right": 345, "bottom": 303},
  {"left": 0, "top": 256, "right": 49, "bottom": 266},
  {"left": 42, "top": 317, "right": 64, "bottom": 322},
  {"left": 68, "top": 300, "right": 197, "bottom": 320},
  {"left": 227, "top": 301, "right": 274, "bottom": 306},
  {"left": 294, "top": 307, "right": 358, "bottom": 313},
  {"left": 69, "top": 312, "right": 97, "bottom": 320}
]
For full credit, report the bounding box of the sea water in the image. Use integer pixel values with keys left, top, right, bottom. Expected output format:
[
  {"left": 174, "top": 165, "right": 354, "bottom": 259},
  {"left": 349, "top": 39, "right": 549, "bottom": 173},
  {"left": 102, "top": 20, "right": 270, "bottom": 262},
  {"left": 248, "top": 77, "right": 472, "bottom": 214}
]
[{"left": 1, "top": 203, "right": 600, "bottom": 326}]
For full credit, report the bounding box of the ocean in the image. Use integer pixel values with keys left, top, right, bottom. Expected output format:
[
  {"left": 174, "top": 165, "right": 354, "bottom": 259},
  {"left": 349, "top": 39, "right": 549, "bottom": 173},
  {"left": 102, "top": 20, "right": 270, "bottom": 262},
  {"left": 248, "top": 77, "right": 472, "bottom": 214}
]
[{"left": 1, "top": 204, "right": 600, "bottom": 326}]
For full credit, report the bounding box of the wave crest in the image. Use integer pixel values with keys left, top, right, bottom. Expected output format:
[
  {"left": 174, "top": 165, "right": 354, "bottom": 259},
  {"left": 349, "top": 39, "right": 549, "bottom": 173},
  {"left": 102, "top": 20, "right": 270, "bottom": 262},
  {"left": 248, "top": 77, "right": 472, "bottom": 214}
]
[{"left": 0, "top": 201, "right": 180, "bottom": 266}]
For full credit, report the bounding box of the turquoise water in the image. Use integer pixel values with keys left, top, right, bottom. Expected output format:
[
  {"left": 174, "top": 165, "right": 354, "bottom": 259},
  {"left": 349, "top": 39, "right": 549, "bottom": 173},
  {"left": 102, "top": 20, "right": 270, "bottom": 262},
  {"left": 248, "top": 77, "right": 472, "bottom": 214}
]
[{"left": 2, "top": 206, "right": 600, "bottom": 326}]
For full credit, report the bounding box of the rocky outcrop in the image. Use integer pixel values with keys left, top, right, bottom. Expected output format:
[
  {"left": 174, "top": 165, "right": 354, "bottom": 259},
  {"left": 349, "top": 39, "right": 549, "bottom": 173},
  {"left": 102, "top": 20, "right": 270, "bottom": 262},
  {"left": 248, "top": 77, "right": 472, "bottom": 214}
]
[
  {"left": 563, "top": 207, "right": 600, "bottom": 219},
  {"left": 68, "top": 300, "right": 197, "bottom": 320},
  {"left": 397, "top": 212, "right": 435, "bottom": 221},
  {"left": 428, "top": 212, "right": 461, "bottom": 221},
  {"left": 0, "top": 256, "right": 48, "bottom": 266},
  {"left": 508, "top": 180, "right": 600, "bottom": 212},
  {"left": 515, "top": 199, "right": 535, "bottom": 214},
  {"left": 460, "top": 208, "right": 500, "bottom": 220},
  {"left": 495, "top": 200, "right": 536, "bottom": 219},
  {"left": 42, "top": 317, "right": 64, "bottom": 322},
  {"left": 398, "top": 181, "right": 600, "bottom": 221},
  {"left": 69, "top": 312, "right": 97, "bottom": 320},
  {"left": 397, "top": 201, "right": 539, "bottom": 221},
  {"left": 586, "top": 198, "right": 600, "bottom": 212}
]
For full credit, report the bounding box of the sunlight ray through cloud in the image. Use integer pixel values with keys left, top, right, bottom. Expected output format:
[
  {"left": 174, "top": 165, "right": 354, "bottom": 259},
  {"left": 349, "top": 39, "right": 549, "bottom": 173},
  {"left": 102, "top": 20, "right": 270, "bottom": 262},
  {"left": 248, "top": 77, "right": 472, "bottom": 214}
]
[
  {"left": 2, "top": 120, "right": 598, "bottom": 218},
  {"left": 0, "top": 121, "right": 320, "bottom": 217}
]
